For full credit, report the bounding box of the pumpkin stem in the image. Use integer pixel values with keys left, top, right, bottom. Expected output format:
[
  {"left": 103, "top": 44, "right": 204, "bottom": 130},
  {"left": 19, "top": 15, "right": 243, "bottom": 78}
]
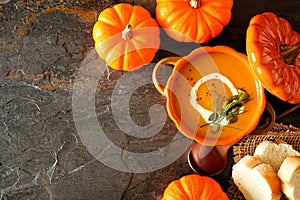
[
  {"left": 189, "top": 0, "right": 200, "bottom": 8},
  {"left": 280, "top": 41, "right": 300, "bottom": 65},
  {"left": 121, "top": 24, "right": 132, "bottom": 40}
]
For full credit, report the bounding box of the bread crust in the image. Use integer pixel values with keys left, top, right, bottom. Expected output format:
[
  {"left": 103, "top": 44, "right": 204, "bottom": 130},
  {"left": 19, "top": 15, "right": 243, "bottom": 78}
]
[
  {"left": 278, "top": 156, "right": 300, "bottom": 200},
  {"left": 278, "top": 156, "right": 300, "bottom": 184}
]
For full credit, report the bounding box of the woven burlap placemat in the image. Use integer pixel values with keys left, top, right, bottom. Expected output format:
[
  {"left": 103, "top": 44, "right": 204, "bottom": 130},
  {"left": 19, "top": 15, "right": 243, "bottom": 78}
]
[{"left": 226, "top": 123, "right": 300, "bottom": 200}]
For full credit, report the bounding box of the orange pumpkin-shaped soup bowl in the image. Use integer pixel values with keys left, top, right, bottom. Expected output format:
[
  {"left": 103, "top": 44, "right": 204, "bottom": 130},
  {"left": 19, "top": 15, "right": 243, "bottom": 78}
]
[{"left": 153, "top": 46, "right": 275, "bottom": 175}]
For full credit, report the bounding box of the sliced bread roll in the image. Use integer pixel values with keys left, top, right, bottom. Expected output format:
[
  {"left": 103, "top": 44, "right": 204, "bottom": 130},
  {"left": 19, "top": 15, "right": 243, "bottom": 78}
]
[
  {"left": 254, "top": 140, "right": 300, "bottom": 172},
  {"left": 232, "top": 155, "right": 282, "bottom": 200},
  {"left": 278, "top": 156, "right": 300, "bottom": 200}
]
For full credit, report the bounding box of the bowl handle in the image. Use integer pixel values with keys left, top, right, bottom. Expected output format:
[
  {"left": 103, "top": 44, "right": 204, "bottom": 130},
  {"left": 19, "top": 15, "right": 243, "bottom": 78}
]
[
  {"left": 252, "top": 101, "right": 276, "bottom": 135},
  {"left": 152, "top": 57, "right": 180, "bottom": 96}
]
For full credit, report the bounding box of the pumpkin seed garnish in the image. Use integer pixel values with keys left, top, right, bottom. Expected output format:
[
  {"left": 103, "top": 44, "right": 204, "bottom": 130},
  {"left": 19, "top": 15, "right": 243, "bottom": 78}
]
[{"left": 200, "top": 88, "right": 250, "bottom": 134}]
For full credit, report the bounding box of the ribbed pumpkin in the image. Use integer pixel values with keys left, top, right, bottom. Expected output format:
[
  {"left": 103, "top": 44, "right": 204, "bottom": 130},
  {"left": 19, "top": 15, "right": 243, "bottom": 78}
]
[
  {"left": 161, "top": 174, "right": 228, "bottom": 200},
  {"left": 155, "top": 0, "right": 233, "bottom": 43},
  {"left": 92, "top": 3, "right": 160, "bottom": 71},
  {"left": 246, "top": 12, "right": 300, "bottom": 104}
]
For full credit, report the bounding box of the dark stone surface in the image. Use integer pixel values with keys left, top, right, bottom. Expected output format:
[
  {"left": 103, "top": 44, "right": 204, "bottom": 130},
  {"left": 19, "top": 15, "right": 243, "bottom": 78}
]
[{"left": 0, "top": 0, "right": 299, "bottom": 199}]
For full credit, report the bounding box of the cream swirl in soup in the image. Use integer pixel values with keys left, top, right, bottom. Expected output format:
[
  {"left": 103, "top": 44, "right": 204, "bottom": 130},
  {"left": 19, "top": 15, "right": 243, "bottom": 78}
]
[{"left": 190, "top": 72, "right": 239, "bottom": 126}]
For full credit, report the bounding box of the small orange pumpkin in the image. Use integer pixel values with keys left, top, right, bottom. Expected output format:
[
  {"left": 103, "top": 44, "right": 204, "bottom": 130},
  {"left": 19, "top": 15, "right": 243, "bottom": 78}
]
[
  {"left": 155, "top": 0, "right": 233, "bottom": 43},
  {"left": 92, "top": 3, "right": 160, "bottom": 71},
  {"left": 161, "top": 174, "right": 228, "bottom": 200},
  {"left": 246, "top": 12, "right": 300, "bottom": 104}
]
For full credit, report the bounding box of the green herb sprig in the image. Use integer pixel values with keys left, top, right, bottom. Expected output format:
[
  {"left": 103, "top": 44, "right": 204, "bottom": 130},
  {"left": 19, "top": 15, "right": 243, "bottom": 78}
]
[{"left": 200, "top": 89, "right": 250, "bottom": 134}]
